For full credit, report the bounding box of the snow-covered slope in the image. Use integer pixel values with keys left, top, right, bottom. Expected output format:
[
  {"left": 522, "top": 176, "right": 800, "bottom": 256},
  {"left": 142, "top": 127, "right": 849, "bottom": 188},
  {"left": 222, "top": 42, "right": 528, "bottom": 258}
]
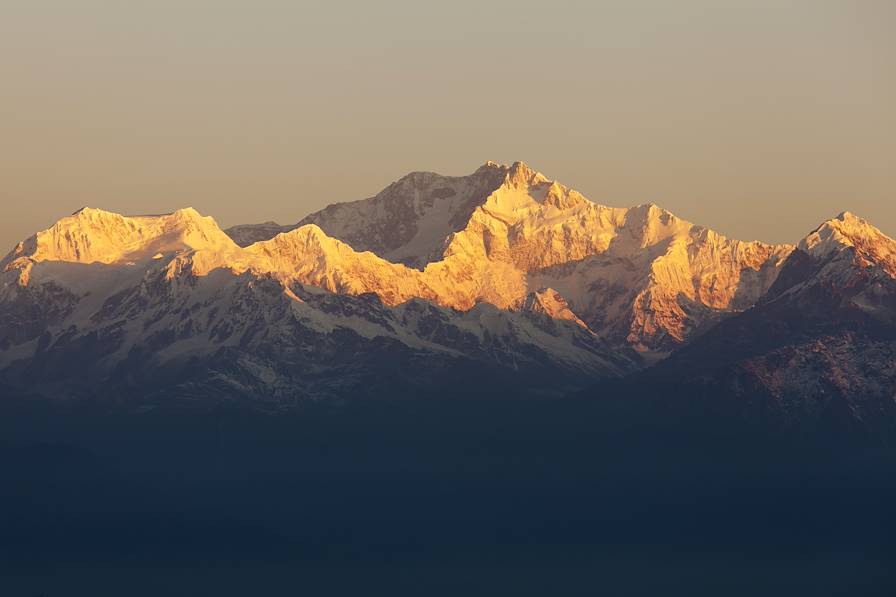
[
  {"left": 222, "top": 162, "right": 511, "bottom": 264},
  {"left": 754, "top": 211, "right": 896, "bottom": 323},
  {"left": 21, "top": 207, "right": 234, "bottom": 262},
  {"left": 242, "top": 225, "right": 441, "bottom": 305},
  {"left": 294, "top": 163, "right": 510, "bottom": 268},
  {"left": 11, "top": 163, "right": 792, "bottom": 359},
  {"left": 635, "top": 212, "right": 896, "bottom": 436},
  {"left": 263, "top": 161, "right": 792, "bottom": 352},
  {"left": 798, "top": 211, "right": 896, "bottom": 281},
  {"left": 7, "top": 163, "right": 889, "bottom": 408},
  {"left": 2, "top": 207, "right": 239, "bottom": 269},
  {"left": 0, "top": 205, "right": 637, "bottom": 403}
]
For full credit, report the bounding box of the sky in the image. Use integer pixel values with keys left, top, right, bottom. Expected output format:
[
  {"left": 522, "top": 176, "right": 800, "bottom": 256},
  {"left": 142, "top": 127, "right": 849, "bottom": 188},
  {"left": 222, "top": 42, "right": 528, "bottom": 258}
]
[{"left": 1, "top": 0, "right": 894, "bottom": 251}]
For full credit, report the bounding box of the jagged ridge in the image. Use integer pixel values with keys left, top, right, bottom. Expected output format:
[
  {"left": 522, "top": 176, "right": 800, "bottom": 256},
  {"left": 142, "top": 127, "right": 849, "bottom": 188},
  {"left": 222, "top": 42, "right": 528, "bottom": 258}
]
[
  {"left": 2, "top": 161, "right": 892, "bottom": 408},
  {"left": 234, "top": 161, "right": 792, "bottom": 352}
]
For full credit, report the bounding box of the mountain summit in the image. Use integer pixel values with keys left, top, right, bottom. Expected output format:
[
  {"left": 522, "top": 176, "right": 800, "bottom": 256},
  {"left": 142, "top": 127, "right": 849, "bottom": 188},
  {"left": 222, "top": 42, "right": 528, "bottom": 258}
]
[
  {"left": 799, "top": 211, "right": 896, "bottom": 278},
  {"left": 0, "top": 162, "right": 891, "bottom": 415},
  {"left": 637, "top": 211, "right": 896, "bottom": 436},
  {"left": 229, "top": 161, "right": 792, "bottom": 352},
  {"left": 3, "top": 207, "right": 237, "bottom": 267}
]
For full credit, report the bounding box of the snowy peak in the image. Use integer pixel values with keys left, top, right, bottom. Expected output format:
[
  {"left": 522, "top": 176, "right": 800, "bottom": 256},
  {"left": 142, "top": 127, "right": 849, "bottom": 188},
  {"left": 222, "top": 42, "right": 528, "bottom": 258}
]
[
  {"left": 296, "top": 163, "right": 510, "bottom": 268},
  {"left": 799, "top": 211, "right": 896, "bottom": 276},
  {"left": 8, "top": 162, "right": 798, "bottom": 356},
  {"left": 503, "top": 161, "right": 548, "bottom": 188},
  {"left": 760, "top": 212, "right": 896, "bottom": 326},
  {"left": 6, "top": 207, "right": 237, "bottom": 267},
  {"left": 652, "top": 214, "right": 896, "bottom": 431},
  {"left": 288, "top": 161, "right": 554, "bottom": 269},
  {"left": 245, "top": 224, "right": 358, "bottom": 271},
  {"left": 474, "top": 160, "right": 505, "bottom": 174},
  {"left": 3, "top": 161, "right": 893, "bottom": 406},
  {"left": 801, "top": 212, "right": 873, "bottom": 253},
  {"left": 243, "top": 224, "right": 436, "bottom": 306},
  {"left": 282, "top": 161, "right": 794, "bottom": 351}
]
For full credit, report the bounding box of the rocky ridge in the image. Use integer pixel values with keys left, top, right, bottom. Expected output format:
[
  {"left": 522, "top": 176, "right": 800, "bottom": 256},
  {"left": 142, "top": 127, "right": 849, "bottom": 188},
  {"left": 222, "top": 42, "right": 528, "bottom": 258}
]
[
  {"left": 230, "top": 161, "right": 792, "bottom": 352},
  {"left": 2, "top": 162, "right": 892, "bottom": 412}
]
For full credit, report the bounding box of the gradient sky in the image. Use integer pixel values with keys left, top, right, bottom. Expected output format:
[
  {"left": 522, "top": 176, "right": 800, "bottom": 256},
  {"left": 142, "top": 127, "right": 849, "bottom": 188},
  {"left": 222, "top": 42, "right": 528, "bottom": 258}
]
[{"left": 2, "top": 0, "right": 894, "bottom": 251}]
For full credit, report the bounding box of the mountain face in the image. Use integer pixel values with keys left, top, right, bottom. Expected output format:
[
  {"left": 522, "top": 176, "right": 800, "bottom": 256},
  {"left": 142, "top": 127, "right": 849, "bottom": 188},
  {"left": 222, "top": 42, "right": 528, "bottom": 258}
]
[
  {"left": 0, "top": 201, "right": 636, "bottom": 405},
  {"left": 1, "top": 163, "right": 892, "bottom": 418},
  {"left": 221, "top": 162, "right": 510, "bottom": 260},
  {"left": 636, "top": 212, "right": 896, "bottom": 437},
  {"left": 298, "top": 163, "right": 511, "bottom": 268},
  {"left": 225, "top": 161, "right": 792, "bottom": 353}
]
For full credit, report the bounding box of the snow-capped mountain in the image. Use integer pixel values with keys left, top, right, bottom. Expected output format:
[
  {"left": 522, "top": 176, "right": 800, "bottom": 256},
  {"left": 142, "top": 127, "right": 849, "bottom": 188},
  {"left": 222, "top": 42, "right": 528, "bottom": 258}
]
[
  {"left": 635, "top": 212, "right": 896, "bottom": 436},
  {"left": 228, "top": 161, "right": 792, "bottom": 353},
  {"left": 0, "top": 203, "right": 636, "bottom": 404},
  {"left": 1, "top": 162, "right": 892, "bottom": 411},
  {"left": 222, "top": 162, "right": 509, "bottom": 259}
]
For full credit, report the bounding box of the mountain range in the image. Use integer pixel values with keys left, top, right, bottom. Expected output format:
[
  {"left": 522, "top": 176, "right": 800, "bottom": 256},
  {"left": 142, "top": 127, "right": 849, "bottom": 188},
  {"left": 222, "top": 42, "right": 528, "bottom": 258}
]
[{"left": 1, "top": 161, "right": 894, "bottom": 433}]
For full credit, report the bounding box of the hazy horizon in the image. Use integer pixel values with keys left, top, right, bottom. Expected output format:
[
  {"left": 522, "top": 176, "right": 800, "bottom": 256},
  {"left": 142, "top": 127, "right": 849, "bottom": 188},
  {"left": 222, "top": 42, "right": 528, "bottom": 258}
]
[{"left": 3, "top": 0, "right": 894, "bottom": 250}]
